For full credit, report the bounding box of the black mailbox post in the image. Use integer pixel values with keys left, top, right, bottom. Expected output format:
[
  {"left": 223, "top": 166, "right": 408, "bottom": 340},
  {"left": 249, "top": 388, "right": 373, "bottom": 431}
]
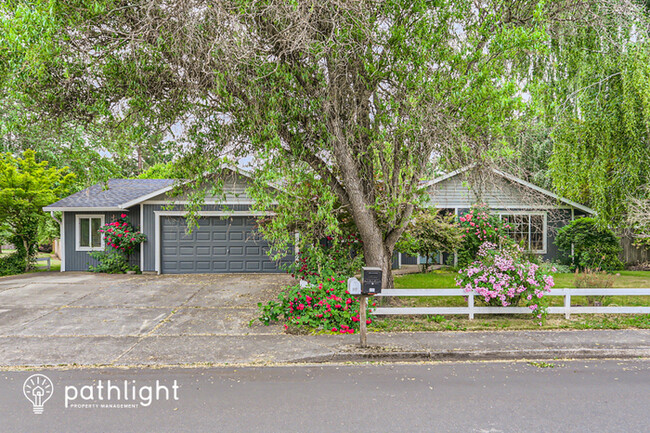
[{"left": 362, "top": 267, "right": 382, "bottom": 295}]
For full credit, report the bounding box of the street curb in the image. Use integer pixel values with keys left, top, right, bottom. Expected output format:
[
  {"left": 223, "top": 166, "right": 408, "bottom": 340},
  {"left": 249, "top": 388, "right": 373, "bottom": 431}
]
[{"left": 294, "top": 348, "right": 650, "bottom": 363}]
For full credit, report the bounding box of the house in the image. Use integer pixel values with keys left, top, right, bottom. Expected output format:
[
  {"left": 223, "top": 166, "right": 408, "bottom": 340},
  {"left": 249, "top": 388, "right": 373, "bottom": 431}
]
[
  {"left": 397, "top": 166, "right": 595, "bottom": 267},
  {"left": 43, "top": 169, "right": 294, "bottom": 274}
]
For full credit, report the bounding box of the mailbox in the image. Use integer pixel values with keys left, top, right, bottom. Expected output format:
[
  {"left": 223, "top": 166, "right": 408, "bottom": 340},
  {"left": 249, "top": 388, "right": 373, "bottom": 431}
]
[
  {"left": 347, "top": 277, "right": 361, "bottom": 295},
  {"left": 362, "top": 267, "right": 382, "bottom": 295}
]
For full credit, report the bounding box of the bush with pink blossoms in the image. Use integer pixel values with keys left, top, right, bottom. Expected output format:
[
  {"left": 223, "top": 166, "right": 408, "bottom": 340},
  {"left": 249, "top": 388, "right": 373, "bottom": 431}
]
[
  {"left": 457, "top": 204, "right": 513, "bottom": 267},
  {"left": 455, "top": 242, "right": 555, "bottom": 324}
]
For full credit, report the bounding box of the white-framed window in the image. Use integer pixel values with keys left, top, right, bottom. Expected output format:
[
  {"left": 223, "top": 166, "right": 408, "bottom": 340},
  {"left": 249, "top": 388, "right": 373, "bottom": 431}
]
[
  {"left": 499, "top": 212, "right": 547, "bottom": 254},
  {"left": 75, "top": 215, "right": 105, "bottom": 251}
]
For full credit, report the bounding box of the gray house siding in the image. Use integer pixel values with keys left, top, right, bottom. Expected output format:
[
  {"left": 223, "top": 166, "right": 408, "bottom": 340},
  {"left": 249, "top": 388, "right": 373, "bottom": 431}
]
[{"left": 63, "top": 206, "right": 141, "bottom": 271}]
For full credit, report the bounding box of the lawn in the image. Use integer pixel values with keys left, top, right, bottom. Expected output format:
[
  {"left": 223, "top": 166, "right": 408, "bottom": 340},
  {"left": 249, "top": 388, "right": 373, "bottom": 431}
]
[{"left": 368, "top": 269, "right": 650, "bottom": 331}]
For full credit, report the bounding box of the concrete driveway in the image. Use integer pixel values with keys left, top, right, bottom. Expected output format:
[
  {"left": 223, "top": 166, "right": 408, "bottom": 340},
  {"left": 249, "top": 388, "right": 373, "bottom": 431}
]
[{"left": 0, "top": 272, "right": 308, "bottom": 367}]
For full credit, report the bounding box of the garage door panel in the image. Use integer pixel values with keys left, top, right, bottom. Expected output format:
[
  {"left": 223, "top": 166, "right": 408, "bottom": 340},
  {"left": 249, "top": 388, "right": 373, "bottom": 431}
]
[
  {"left": 196, "top": 232, "right": 211, "bottom": 241},
  {"left": 245, "top": 261, "right": 261, "bottom": 271},
  {"left": 212, "top": 232, "right": 227, "bottom": 241},
  {"left": 180, "top": 232, "right": 194, "bottom": 241},
  {"left": 162, "top": 246, "right": 178, "bottom": 255},
  {"left": 163, "top": 261, "right": 178, "bottom": 271},
  {"left": 163, "top": 232, "right": 178, "bottom": 241},
  {"left": 229, "top": 232, "right": 244, "bottom": 241},
  {"left": 212, "top": 246, "right": 227, "bottom": 255},
  {"left": 229, "top": 261, "right": 244, "bottom": 270},
  {"left": 179, "top": 246, "right": 194, "bottom": 256},
  {"left": 213, "top": 261, "right": 227, "bottom": 270},
  {"left": 161, "top": 216, "right": 291, "bottom": 274},
  {"left": 245, "top": 246, "right": 260, "bottom": 255},
  {"left": 196, "top": 261, "right": 211, "bottom": 271}
]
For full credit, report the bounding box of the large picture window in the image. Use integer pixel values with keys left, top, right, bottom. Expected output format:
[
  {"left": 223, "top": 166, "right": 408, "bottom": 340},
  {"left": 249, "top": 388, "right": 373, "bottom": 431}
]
[
  {"left": 500, "top": 213, "right": 546, "bottom": 253},
  {"left": 76, "top": 215, "right": 105, "bottom": 251}
]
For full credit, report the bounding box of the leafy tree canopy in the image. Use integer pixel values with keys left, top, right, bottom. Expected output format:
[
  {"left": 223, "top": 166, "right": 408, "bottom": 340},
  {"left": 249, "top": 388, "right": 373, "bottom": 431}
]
[
  {"left": 0, "top": 0, "right": 637, "bottom": 285},
  {"left": 529, "top": 1, "right": 650, "bottom": 225},
  {"left": 0, "top": 150, "right": 74, "bottom": 270}
]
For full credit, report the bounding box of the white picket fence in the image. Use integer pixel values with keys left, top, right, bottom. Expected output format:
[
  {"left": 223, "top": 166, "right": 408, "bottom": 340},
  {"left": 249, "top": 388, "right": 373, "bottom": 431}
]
[{"left": 372, "top": 288, "right": 650, "bottom": 319}]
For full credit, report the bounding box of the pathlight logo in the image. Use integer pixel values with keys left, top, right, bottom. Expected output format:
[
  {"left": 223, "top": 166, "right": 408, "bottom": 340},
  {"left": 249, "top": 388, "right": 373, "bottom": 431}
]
[
  {"left": 23, "top": 374, "right": 54, "bottom": 414},
  {"left": 64, "top": 379, "right": 180, "bottom": 409}
]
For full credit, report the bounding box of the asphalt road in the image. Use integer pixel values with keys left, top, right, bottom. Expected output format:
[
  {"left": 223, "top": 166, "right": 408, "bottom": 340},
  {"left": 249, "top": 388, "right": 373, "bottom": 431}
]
[{"left": 1, "top": 360, "right": 648, "bottom": 433}]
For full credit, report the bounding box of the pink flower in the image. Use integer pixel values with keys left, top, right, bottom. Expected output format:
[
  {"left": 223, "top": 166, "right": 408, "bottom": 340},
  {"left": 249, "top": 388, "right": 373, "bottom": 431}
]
[{"left": 120, "top": 213, "right": 127, "bottom": 218}]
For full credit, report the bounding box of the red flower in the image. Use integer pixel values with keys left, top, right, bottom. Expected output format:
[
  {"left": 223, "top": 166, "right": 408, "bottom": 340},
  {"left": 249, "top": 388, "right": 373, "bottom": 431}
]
[{"left": 120, "top": 213, "right": 127, "bottom": 218}]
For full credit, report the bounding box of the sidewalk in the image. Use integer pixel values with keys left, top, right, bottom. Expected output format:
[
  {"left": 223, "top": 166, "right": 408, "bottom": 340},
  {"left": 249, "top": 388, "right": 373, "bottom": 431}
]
[{"left": 1, "top": 329, "right": 648, "bottom": 368}]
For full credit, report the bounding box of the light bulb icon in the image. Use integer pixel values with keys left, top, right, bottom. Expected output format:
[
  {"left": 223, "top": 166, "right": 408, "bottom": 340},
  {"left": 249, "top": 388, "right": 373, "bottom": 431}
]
[{"left": 23, "top": 374, "right": 54, "bottom": 414}]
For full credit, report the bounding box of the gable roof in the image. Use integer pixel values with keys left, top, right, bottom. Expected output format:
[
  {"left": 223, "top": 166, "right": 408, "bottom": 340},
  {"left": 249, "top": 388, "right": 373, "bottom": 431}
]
[
  {"left": 42, "top": 165, "right": 279, "bottom": 212},
  {"left": 422, "top": 165, "right": 596, "bottom": 215},
  {"left": 43, "top": 179, "right": 177, "bottom": 211}
]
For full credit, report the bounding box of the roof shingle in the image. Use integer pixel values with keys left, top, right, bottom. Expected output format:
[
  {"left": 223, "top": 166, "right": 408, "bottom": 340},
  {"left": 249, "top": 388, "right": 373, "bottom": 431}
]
[{"left": 43, "top": 179, "right": 176, "bottom": 210}]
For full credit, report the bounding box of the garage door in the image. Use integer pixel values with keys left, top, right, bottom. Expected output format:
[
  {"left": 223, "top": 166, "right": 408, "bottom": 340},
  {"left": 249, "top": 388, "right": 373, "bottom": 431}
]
[{"left": 160, "top": 216, "right": 292, "bottom": 274}]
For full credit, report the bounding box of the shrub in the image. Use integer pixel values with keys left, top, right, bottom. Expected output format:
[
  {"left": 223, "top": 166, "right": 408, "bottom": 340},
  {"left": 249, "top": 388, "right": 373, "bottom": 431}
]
[
  {"left": 455, "top": 242, "right": 555, "bottom": 324},
  {"left": 397, "top": 209, "right": 463, "bottom": 271},
  {"left": 0, "top": 252, "right": 28, "bottom": 277},
  {"left": 89, "top": 250, "right": 135, "bottom": 274},
  {"left": 257, "top": 276, "right": 373, "bottom": 334},
  {"left": 555, "top": 218, "right": 623, "bottom": 272},
  {"left": 574, "top": 268, "right": 616, "bottom": 306},
  {"left": 457, "top": 204, "right": 512, "bottom": 266},
  {"left": 89, "top": 214, "right": 145, "bottom": 273}
]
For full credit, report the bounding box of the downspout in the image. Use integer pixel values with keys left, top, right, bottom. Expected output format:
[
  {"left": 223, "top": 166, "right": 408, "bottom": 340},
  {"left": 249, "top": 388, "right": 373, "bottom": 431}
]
[{"left": 50, "top": 211, "right": 61, "bottom": 225}]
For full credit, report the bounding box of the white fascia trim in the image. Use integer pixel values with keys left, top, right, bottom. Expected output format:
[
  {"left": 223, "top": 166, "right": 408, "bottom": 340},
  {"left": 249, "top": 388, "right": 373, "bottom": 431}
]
[
  {"left": 492, "top": 169, "right": 596, "bottom": 215},
  {"left": 153, "top": 210, "right": 274, "bottom": 274},
  {"left": 140, "top": 204, "right": 144, "bottom": 268},
  {"left": 75, "top": 214, "right": 106, "bottom": 252},
  {"left": 154, "top": 210, "right": 273, "bottom": 217},
  {"left": 61, "top": 212, "right": 66, "bottom": 272},
  {"left": 155, "top": 211, "right": 161, "bottom": 274},
  {"left": 142, "top": 199, "right": 276, "bottom": 205},
  {"left": 420, "top": 164, "right": 476, "bottom": 188},
  {"left": 43, "top": 207, "right": 125, "bottom": 212},
  {"left": 427, "top": 203, "right": 575, "bottom": 210},
  {"left": 118, "top": 184, "right": 179, "bottom": 209}
]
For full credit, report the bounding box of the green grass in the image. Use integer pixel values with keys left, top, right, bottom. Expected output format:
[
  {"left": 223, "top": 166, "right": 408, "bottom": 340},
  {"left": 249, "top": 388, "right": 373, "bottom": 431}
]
[{"left": 370, "top": 270, "right": 650, "bottom": 332}]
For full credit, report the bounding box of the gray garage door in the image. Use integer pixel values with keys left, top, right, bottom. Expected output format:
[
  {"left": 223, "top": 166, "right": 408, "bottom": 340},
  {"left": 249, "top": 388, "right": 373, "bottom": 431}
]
[{"left": 161, "top": 216, "right": 292, "bottom": 274}]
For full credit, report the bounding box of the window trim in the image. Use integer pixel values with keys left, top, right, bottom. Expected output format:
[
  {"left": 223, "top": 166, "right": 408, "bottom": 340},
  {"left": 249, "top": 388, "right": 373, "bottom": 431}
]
[
  {"left": 498, "top": 211, "right": 548, "bottom": 254},
  {"left": 75, "top": 214, "right": 105, "bottom": 252}
]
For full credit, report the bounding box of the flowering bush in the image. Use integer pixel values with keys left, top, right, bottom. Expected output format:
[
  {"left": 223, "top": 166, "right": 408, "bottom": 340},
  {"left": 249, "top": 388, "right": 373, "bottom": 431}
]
[
  {"left": 99, "top": 214, "right": 146, "bottom": 255},
  {"left": 89, "top": 214, "right": 145, "bottom": 273},
  {"left": 457, "top": 204, "right": 512, "bottom": 267},
  {"left": 456, "top": 242, "right": 555, "bottom": 324},
  {"left": 257, "top": 276, "right": 374, "bottom": 334}
]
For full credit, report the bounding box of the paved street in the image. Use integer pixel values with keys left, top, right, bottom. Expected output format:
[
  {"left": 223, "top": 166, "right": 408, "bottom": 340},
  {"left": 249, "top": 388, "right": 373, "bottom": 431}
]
[{"left": 0, "top": 359, "right": 648, "bottom": 433}]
